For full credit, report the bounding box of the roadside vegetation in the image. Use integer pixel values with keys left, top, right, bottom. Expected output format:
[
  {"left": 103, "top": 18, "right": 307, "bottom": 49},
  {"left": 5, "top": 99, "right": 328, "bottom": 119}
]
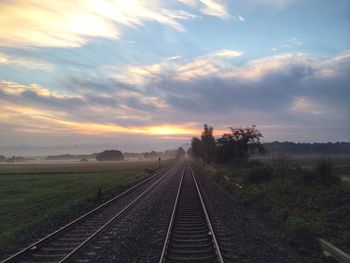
[
  {"left": 0, "top": 160, "right": 172, "bottom": 250},
  {"left": 189, "top": 125, "right": 350, "bottom": 259}
]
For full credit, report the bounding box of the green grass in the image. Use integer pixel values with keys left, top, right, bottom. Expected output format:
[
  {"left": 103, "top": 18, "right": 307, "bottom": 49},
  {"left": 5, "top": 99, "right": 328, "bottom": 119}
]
[
  {"left": 255, "top": 155, "right": 350, "bottom": 179},
  {"left": 199, "top": 157, "right": 350, "bottom": 258},
  {"left": 0, "top": 160, "right": 172, "bottom": 249}
]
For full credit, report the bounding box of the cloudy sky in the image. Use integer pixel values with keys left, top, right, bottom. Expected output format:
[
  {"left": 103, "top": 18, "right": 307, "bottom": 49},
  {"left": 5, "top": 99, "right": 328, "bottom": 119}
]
[{"left": 0, "top": 0, "right": 349, "bottom": 155}]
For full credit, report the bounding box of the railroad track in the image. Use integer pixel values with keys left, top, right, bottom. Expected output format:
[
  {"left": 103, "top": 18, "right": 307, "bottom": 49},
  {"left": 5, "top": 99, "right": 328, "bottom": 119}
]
[
  {"left": 1, "top": 163, "right": 180, "bottom": 263},
  {"left": 159, "top": 162, "right": 224, "bottom": 263}
]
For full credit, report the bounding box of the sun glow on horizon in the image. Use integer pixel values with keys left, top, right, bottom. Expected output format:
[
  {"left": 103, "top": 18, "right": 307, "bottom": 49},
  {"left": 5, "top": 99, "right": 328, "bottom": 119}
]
[
  {"left": 0, "top": 101, "right": 199, "bottom": 136},
  {"left": 145, "top": 126, "right": 198, "bottom": 136}
]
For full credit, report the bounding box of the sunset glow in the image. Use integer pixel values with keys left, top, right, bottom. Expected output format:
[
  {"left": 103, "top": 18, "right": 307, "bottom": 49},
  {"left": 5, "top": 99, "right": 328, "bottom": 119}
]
[{"left": 0, "top": 0, "right": 349, "bottom": 154}]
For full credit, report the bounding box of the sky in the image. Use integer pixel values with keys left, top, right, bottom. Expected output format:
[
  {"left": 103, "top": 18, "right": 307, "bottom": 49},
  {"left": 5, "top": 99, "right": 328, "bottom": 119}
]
[{"left": 0, "top": 0, "right": 349, "bottom": 155}]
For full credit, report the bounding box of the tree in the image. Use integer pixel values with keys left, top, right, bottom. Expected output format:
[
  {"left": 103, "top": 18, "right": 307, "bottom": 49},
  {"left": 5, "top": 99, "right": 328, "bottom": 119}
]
[
  {"left": 189, "top": 124, "right": 264, "bottom": 165},
  {"left": 176, "top": 147, "right": 186, "bottom": 159},
  {"left": 216, "top": 125, "right": 265, "bottom": 164},
  {"left": 96, "top": 150, "right": 124, "bottom": 161},
  {"left": 230, "top": 125, "right": 265, "bottom": 159},
  {"left": 216, "top": 133, "right": 239, "bottom": 164},
  {"left": 191, "top": 137, "right": 202, "bottom": 159},
  {"left": 187, "top": 147, "right": 193, "bottom": 157},
  {"left": 201, "top": 124, "right": 216, "bottom": 163}
]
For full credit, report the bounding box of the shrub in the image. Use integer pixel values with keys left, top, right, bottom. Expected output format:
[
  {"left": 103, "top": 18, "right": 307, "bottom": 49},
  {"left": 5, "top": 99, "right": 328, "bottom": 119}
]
[
  {"left": 247, "top": 159, "right": 264, "bottom": 168},
  {"left": 238, "top": 186, "right": 265, "bottom": 207},
  {"left": 203, "top": 156, "right": 350, "bottom": 258},
  {"left": 228, "top": 157, "right": 249, "bottom": 167},
  {"left": 283, "top": 217, "right": 321, "bottom": 255},
  {"left": 273, "top": 153, "right": 293, "bottom": 177},
  {"left": 213, "top": 171, "right": 224, "bottom": 183},
  {"left": 299, "top": 170, "right": 319, "bottom": 186},
  {"left": 244, "top": 166, "right": 273, "bottom": 184},
  {"left": 300, "top": 157, "right": 339, "bottom": 186},
  {"left": 315, "top": 157, "right": 339, "bottom": 184},
  {"left": 96, "top": 187, "right": 102, "bottom": 201}
]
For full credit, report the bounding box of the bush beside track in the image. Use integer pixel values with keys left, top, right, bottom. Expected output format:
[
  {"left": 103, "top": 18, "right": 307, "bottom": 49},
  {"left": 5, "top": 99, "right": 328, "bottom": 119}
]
[{"left": 199, "top": 157, "right": 350, "bottom": 260}]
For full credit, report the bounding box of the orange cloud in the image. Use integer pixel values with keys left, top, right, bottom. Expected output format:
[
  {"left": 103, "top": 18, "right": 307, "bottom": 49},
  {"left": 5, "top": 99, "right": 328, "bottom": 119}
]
[
  {"left": 0, "top": 0, "right": 196, "bottom": 48},
  {"left": 108, "top": 49, "right": 242, "bottom": 83},
  {"left": 0, "top": 98, "right": 198, "bottom": 136}
]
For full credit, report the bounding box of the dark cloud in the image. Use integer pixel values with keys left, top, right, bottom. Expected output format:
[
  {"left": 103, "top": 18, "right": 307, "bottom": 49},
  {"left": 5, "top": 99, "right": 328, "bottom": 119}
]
[
  {"left": 68, "top": 77, "right": 141, "bottom": 94},
  {"left": 165, "top": 58, "right": 349, "bottom": 120},
  {"left": 1, "top": 52, "right": 349, "bottom": 144},
  {"left": 132, "top": 53, "right": 350, "bottom": 140},
  {"left": 84, "top": 93, "right": 118, "bottom": 107},
  {"left": 21, "top": 90, "right": 85, "bottom": 109},
  {"left": 124, "top": 97, "right": 158, "bottom": 112}
]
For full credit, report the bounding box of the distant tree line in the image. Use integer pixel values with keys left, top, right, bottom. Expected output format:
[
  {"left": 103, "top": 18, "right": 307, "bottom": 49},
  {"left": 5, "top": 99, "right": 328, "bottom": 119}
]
[
  {"left": 0, "top": 155, "right": 35, "bottom": 163},
  {"left": 0, "top": 147, "right": 188, "bottom": 163},
  {"left": 46, "top": 153, "right": 97, "bottom": 160},
  {"left": 96, "top": 150, "right": 124, "bottom": 161},
  {"left": 189, "top": 124, "right": 265, "bottom": 164},
  {"left": 126, "top": 150, "right": 183, "bottom": 160},
  {"left": 264, "top": 141, "right": 350, "bottom": 155},
  {"left": 143, "top": 151, "right": 160, "bottom": 159}
]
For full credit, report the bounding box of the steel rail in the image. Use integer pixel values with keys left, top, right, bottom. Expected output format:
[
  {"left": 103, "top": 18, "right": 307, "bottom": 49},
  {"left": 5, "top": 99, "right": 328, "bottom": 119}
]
[
  {"left": 189, "top": 162, "right": 224, "bottom": 263},
  {"left": 59, "top": 162, "right": 179, "bottom": 262},
  {"left": 1, "top": 163, "right": 177, "bottom": 263},
  {"left": 319, "top": 238, "right": 350, "bottom": 263},
  {"left": 158, "top": 162, "right": 186, "bottom": 262},
  {"left": 159, "top": 161, "right": 224, "bottom": 263}
]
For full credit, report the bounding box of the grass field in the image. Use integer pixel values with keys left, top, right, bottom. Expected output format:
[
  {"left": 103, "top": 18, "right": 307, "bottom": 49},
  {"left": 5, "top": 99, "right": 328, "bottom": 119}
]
[
  {"left": 256, "top": 155, "right": 350, "bottom": 179},
  {"left": 0, "top": 160, "right": 173, "bottom": 249}
]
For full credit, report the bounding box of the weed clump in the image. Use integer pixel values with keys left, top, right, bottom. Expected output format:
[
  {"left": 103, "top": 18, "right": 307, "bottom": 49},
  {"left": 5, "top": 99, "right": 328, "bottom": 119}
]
[
  {"left": 300, "top": 157, "right": 339, "bottom": 186},
  {"left": 273, "top": 153, "right": 293, "bottom": 177},
  {"left": 282, "top": 217, "right": 321, "bottom": 256},
  {"left": 244, "top": 165, "right": 273, "bottom": 184},
  {"left": 96, "top": 187, "right": 102, "bottom": 201}
]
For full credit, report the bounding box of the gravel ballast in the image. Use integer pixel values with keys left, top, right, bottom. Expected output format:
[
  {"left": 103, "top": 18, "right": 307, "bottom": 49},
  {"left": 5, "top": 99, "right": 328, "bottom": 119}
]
[{"left": 70, "top": 163, "right": 183, "bottom": 262}]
